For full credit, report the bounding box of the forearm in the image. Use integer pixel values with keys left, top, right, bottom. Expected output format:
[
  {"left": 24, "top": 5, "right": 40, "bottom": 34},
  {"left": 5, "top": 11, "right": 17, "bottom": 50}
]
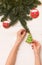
[
  {"left": 35, "top": 53, "right": 41, "bottom": 65},
  {"left": 5, "top": 41, "right": 20, "bottom": 65}
]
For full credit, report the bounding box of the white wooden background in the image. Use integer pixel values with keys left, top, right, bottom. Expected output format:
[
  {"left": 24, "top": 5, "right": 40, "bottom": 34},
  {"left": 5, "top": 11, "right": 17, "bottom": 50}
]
[{"left": 0, "top": 0, "right": 42, "bottom": 65}]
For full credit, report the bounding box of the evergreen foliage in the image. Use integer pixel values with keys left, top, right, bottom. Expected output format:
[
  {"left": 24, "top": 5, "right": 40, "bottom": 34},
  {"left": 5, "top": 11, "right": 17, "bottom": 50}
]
[{"left": 0, "top": 0, "right": 41, "bottom": 32}]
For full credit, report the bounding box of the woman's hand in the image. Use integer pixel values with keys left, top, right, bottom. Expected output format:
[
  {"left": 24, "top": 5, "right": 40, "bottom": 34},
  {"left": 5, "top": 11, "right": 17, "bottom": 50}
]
[
  {"left": 31, "top": 40, "right": 41, "bottom": 55},
  {"left": 5, "top": 29, "right": 26, "bottom": 65},
  {"left": 16, "top": 29, "right": 26, "bottom": 43}
]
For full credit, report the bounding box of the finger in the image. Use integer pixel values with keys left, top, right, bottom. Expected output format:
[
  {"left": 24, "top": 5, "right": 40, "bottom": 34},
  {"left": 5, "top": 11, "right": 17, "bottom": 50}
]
[
  {"left": 33, "top": 44, "right": 37, "bottom": 52},
  {"left": 17, "top": 29, "right": 25, "bottom": 35},
  {"left": 31, "top": 44, "right": 36, "bottom": 50},
  {"left": 21, "top": 30, "right": 26, "bottom": 37},
  {"left": 31, "top": 44, "right": 34, "bottom": 49},
  {"left": 18, "top": 29, "right": 26, "bottom": 34},
  {"left": 32, "top": 41, "right": 36, "bottom": 46},
  {"left": 21, "top": 29, "right": 26, "bottom": 35},
  {"left": 32, "top": 40, "right": 38, "bottom": 43},
  {"left": 35, "top": 41, "right": 40, "bottom": 47},
  {"left": 38, "top": 44, "right": 41, "bottom": 49},
  {"left": 19, "top": 29, "right": 25, "bottom": 33},
  {"left": 32, "top": 40, "right": 40, "bottom": 46}
]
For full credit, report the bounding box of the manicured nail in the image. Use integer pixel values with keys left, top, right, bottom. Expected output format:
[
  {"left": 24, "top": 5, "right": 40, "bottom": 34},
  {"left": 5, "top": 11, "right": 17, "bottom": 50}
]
[
  {"left": 32, "top": 47, "right": 33, "bottom": 49},
  {"left": 21, "top": 30, "right": 24, "bottom": 34},
  {"left": 31, "top": 45, "right": 34, "bottom": 49}
]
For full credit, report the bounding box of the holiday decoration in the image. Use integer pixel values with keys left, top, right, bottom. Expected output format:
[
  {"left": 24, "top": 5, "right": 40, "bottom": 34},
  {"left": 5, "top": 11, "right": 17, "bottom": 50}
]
[
  {"left": 3, "top": 21, "right": 10, "bottom": 28},
  {"left": 0, "top": 0, "right": 41, "bottom": 43},
  {"left": 0, "top": 0, "right": 41, "bottom": 32},
  {"left": 30, "top": 9, "right": 39, "bottom": 18},
  {"left": 26, "top": 33, "right": 33, "bottom": 43}
]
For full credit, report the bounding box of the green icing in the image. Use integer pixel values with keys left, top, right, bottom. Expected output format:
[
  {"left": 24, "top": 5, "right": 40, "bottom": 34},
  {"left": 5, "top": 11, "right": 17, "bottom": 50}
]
[{"left": 26, "top": 33, "right": 33, "bottom": 43}]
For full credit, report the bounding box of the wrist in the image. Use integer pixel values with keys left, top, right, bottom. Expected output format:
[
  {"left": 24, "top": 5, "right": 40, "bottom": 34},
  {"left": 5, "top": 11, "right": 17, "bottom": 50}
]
[
  {"left": 34, "top": 52, "right": 40, "bottom": 57},
  {"left": 16, "top": 38, "right": 22, "bottom": 43},
  {"left": 14, "top": 40, "right": 21, "bottom": 49},
  {"left": 15, "top": 39, "right": 21, "bottom": 45}
]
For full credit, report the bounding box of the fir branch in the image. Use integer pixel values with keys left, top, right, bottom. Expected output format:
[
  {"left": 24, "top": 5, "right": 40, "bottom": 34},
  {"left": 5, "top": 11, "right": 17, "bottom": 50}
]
[
  {"left": 10, "top": 16, "right": 18, "bottom": 26},
  {"left": 19, "top": 16, "right": 30, "bottom": 33},
  {"left": 0, "top": 0, "right": 41, "bottom": 32}
]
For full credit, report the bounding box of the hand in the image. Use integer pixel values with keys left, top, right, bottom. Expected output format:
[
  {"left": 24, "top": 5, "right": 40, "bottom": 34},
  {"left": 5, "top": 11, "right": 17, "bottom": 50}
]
[
  {"left": 16, "top": 29, "right": 26, "bottom": 43},
  {"left": 31, "top": 40, "right": 41, "bottom": 55}
]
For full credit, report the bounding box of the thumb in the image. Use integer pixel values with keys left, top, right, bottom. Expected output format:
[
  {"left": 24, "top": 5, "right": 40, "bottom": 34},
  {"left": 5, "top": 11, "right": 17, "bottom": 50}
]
[{"left": 31, "top": 43, "right": 36, "bottom": 51}]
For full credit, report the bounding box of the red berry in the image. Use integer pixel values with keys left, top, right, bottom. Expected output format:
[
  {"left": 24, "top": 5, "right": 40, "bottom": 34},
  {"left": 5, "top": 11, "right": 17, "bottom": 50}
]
[
  {"left": 3, "top": 21, "right": 10, "bottom": 28},
  {"left": 30, "top": 9, "right": 39, "bottom": 18}
]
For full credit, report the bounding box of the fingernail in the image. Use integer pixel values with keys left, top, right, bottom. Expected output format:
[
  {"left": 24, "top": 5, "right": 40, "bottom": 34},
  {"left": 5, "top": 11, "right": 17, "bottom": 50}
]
[
  {"left": 32, "top": 47, "right": 33, "bottom": 49},
  {"left": 21, "top": 30, "right": 24, "bottom": 34},
  {"left": 31, "top": 45, "right": 34, "bottom": 49},
  {"left": 21, "top": 31, "right": 23, "bottom": 34}
]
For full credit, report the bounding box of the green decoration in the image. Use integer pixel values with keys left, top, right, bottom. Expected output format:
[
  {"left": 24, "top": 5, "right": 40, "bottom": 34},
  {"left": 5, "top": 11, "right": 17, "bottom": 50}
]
[
  {"left": 26, "top": 33, "right": 33, "bottom": 43},
  {"left": 0, "top": 0, "right": 41, "bottom": 32}
]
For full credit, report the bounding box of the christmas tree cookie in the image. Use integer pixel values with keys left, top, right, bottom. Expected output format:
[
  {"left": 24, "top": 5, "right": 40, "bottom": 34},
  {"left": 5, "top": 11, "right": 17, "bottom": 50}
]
[{"left": 26, "top": 33, "right": 33, "bottom": 43}]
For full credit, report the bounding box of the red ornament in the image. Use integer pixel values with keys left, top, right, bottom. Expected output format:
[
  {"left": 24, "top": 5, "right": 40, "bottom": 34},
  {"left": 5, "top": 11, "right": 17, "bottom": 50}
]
[
  {"left": 30, "top": 9, "right": 39, "bottom": 18},
  {"left": 3, "top": 21, "right": 10, "bottom": 28}
]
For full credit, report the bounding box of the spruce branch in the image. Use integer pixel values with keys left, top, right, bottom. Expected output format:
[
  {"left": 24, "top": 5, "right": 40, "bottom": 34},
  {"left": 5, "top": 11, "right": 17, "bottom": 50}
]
[{"left": 0, "top": 0, "right": 41, "bottom": 32}]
